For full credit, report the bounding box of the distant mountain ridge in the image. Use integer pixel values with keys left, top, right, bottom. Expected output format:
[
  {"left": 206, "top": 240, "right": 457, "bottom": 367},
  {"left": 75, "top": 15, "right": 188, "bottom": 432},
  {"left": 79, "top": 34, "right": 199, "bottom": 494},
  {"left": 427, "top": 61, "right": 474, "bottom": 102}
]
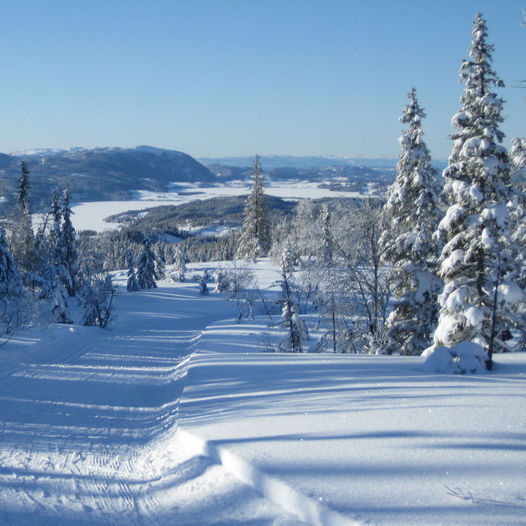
[
  {"left": 0, "top": 146, "right": 214, "bottom": 207},
  {"left": 199, "top": 155, "right": 447, "bottom": 173},
  {"left": 0, "top": 147, "right": 433, "bottom": 211},
  {"left": 198, "top": 155, "right": 399, "bottom": 170}
]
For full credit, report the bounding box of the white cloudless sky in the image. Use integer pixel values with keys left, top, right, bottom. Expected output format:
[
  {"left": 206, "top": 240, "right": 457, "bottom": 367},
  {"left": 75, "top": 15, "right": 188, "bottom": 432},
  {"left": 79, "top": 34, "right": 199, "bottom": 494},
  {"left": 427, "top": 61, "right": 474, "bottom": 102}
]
[{"left": 0, "top": 0, "right": 525, "bottom": 160}]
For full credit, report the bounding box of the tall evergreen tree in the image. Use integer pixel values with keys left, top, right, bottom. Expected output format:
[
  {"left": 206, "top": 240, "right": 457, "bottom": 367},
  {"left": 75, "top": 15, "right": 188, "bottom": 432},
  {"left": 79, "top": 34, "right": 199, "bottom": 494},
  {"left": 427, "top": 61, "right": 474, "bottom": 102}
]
[
  {"left": 62, "top": 187, "right": 78, "bottom": 296},
  {"left": 0, "top": 229, "right": 24, "bottom": 335},
  {"left": 433, "top": 14, "right": 519, "bottom": 367},
  {"left": 236, "top": 155, "right": 271, "bottom": 260},
  {"left": 0, "top": 230, "right": 22, "bottom": 296},
  {"left": 126, "top": 251, "right": 140, "bottom": 292},
  {"left": 318, "top": 203, "right": 334, "bottom": 266},
  {"left": 17, "top": 161, "right": 30, "bottom": 214},
  {"left": 173, "top": 245, "right": 186, "bottom": 282},
  {"left": 154, "top": 244, "right": 166, "bottom": 279},
  {"left": 509, "top": 138, "right": 526, "bottom": 346},
  {"left": 48, "top": 190, "right": 71, "bottom": 322},
  {"left": 510, "top": 138, "right": 526, "bottom": 279},
  {"left": 137, "top": 238, "right": 157, "bottom": 289},
  {"left": 11, "top": 161, "right": 35, "bottom": 274},
  {"left": 381, "top": 88, "right": 442, "bottom": 355}
]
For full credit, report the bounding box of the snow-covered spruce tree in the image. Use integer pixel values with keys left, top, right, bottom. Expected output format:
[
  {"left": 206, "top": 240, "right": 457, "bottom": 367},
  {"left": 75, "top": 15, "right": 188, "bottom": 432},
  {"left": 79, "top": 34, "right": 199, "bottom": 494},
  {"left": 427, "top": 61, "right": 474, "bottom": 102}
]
[
  {"left": 172, "top": 245, "right": 186, "bottom": 282},
  {"left": 62, "top": 187, "right": 78, "bottom": 297},
  {"left": 433, "top": 14, "right": 520, "bottom": 368},
  {"left": 318, "top": 203, "right": 334, "bottom": 266},
  {"left": 236, "top": 155, "right": 271, "bottom": 261},
  {"left": 509, "top": 137, "right": 526, "bottom": 260},
  {"left": 0, "top": 229, "right": 24, "bottom": 336},
  {"left": 154, "top": 243, "right": 166, "bottom": 279},
  {"left": 126, "top": 251, "right": 140, "bottom": 292},
  {"left": 48, "top": 190, "right": 71, "bottom": 323},
  {"left": 10, "top": 161, "right": 36, "bottom": 276},
  {"left": 380, "top": 88, "right": 442, "bottom": 355},
  {"left": 509, "top": 138, "right": 526, "bottom": 346},
  {"left": 17, "top": 160, "right": 30, "bottom": 214},
  {"left": 281, "top": 244, "right": 295, "bottom": 274},
  {"left": 137, "top": 237, "right": 157, "bottom": 289}
]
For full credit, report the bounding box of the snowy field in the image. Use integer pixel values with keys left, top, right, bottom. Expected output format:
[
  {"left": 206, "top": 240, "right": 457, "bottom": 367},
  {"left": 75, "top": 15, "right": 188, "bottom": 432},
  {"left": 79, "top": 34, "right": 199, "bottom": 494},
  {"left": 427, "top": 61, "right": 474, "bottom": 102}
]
[
  {"left": 70, "top": 182, "right": 368, "bottom": 233},
  {"left": 0, "top": 260, "right": 525, "bottom": 525}
]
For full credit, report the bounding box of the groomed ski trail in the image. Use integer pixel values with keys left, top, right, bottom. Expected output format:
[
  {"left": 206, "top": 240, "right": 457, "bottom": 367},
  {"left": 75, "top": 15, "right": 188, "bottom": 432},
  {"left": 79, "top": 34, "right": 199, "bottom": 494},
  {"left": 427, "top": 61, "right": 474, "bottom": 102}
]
[{"left": 0, "top": 283, "right": 306, "bottom": 526}]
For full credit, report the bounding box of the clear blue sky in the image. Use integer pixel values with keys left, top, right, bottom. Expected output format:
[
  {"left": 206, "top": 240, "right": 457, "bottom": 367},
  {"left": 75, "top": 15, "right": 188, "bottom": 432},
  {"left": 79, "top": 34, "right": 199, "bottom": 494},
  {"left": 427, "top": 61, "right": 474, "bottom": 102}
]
[{"left": 0, "top": 0, "right": 525, "bottom": 160}]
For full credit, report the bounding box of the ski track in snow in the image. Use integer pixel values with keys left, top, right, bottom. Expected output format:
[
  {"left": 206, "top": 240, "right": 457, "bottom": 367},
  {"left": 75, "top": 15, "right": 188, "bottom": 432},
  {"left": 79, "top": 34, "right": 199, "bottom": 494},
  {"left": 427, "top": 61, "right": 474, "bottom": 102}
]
[{"left": 0, "top": 283, "right": 306, "bottom": 526}]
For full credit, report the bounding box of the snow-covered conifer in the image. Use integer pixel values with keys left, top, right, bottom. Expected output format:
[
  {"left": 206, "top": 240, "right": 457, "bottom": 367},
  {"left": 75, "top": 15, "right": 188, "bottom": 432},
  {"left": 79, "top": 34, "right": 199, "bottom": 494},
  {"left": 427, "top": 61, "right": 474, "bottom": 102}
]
[
  {"left": 510, "top": 137, "right": 526, "bottom": 254},
  {"left": 51, "top": 280, "right": 70, "bottom": 324},
  {"left": 318, "top": 203, "right": 334, "bottom": 266},
  {"left": 433, "top": 14, "right": 520, "bottom": 367},
  {"left": 381, "top": 88, "right": 442, "bottom": 355},
  {"left": 47, "top": 190, "right": 71, "bottom": 322},
  {"left": 173, "top": 245, "right": 186, "bottom": 282},
  {"left": 510, "top": 137, "right": 526, "bottom": 182},
  {"left": 0, "top": 229, "right": 24, "bottom": 334},
  {"left": 137, "top": 238, "right": 157, "bottom": 289},
  {"left": 154, "top": 244, "right": 166, "bottom": 279},
  {"left": 17, "top": 161, "right": 30, "bottom": 213},
  {"left": 509, "top": 138, "right": 526, "bottom": 346},
  {"left": 49, "top": 190, "right": 67, "bottom": 275},
  {"left": 236, "top": 155, "right": 271, "bottom": 260},
  {"left": 0, "top": 230, "right": 22, "bottom": 297},
  {"left": 10, "top": 161, "right": 36, "bottom": 275},
  {"left": 126, "top": 251, "right": 140, "bottom": 292},
  {"left": 281, "top": 244, "right": 295, "bottom": 274},
  {"left": 62, "top": 187, "right": 78, "bottom": 296}
]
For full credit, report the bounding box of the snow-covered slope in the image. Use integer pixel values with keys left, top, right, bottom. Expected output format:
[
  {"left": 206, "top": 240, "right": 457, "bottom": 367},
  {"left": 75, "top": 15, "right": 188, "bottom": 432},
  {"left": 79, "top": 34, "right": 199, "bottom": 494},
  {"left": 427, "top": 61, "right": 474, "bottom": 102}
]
[
  {"left": 0, "top": 277, "right": 305, "bottom": 525},
  {"left": 0, "top": 261, "right": 525, "bottom": 525}
]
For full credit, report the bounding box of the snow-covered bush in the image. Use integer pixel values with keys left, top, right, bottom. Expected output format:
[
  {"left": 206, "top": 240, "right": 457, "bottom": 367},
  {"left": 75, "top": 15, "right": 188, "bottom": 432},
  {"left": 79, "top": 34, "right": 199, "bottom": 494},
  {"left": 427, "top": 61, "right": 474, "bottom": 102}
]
[
  {"left": 278, "top": 253, "right": 309, "bottom": 352},
  {"left": 423, "top": 342, "right": 486, "bottom": 374},
  {"left": 212, "top": 262, "right": 257, "bottom": 321},
  {"left": 80, "top": 275, "right": 116, "bottom": 328},
  {"left": 213, "top": 267, "right": 230, "bottom": 293}
]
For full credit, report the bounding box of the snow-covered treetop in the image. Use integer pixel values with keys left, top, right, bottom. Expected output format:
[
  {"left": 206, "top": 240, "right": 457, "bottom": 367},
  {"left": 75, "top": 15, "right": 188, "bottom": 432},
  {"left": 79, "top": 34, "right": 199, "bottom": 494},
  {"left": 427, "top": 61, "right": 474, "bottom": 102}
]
[
  {"left": 383, "top": 87, "right": 440, "bottom": 238},
  {"left": 452, "top": 12, "right": 505, "bottom": 156},
  {"left": 443, "top": 13, "right": 509, "bottom": 209}
]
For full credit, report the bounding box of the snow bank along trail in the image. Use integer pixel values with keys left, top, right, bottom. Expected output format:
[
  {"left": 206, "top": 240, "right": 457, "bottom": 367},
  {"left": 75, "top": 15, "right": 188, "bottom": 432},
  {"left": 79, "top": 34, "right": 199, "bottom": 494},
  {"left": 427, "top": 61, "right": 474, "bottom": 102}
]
[
  {"left": 0, "top": 282, "right": 307, "bottom": 525},
  {"left": 180, "top": 317, "right": 526, "bottom": 526}
]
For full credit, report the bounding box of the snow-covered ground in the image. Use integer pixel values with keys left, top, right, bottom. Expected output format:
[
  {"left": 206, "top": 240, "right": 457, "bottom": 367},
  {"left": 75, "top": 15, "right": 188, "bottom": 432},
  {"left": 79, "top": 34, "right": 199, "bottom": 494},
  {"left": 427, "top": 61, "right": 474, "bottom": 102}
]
[
  {"left": 0, "top": 260, "right": 525, "bottom": 525},
  {"left": 70, "top": 182, "right": 368, "bottom": 233}
]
